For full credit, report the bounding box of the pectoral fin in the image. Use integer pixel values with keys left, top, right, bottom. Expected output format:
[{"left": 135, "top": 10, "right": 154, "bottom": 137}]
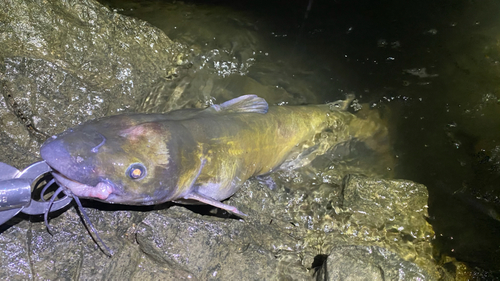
[
  {"left": 279, "top": 143, "right": 323, "bottom": 171},
  {"left": 255, "top": 175, "right": 277, "bottom": 190},
  {"left": 174, "top": 150, "right": 247, "bottom": 217},
  {"left": 183, "top": 192, "right": 247, "bottom": 217}
]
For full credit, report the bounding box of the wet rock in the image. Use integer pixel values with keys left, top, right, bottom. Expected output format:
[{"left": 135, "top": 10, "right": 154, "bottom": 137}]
[
  {"left": 0, "top": 0, "right": 189, "bottom": 166},
  {"left": 136, "top": 207, "right": 282, "bottom": 280},
  {"left": 26, "top": 207, "right": 148, "bottom": 280},
  {"left": 342, "top": 175, "right": 432, "bottom": 237},
  {"left": 0, "top": 221, "right": 31, "bottom": 280},
  {"left": 316, "top": 245, "right": 432, "bottom": 281},
  {"left": 227, "top": 173, "right": 445, "bottom": 280},
  {"left": 340, "top": 175, "right": 438, "bottom": 276},
  {"left": 104, "top": 0, "right": 322, "bottom": 105},
  {"left": 1, "top": 173, "right": 450, "bottom": 280}
]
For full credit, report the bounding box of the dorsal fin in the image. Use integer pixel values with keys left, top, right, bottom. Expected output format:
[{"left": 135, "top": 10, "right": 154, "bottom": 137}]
[{"left": 210, "top": 95, "right": 268, "bottom": 114}]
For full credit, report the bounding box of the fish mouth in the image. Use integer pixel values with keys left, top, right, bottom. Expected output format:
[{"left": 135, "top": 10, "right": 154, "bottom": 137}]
[
  {"left": 51, "top": 172, "right": 115, "bottom": 201},
  {"left": 50, "top": 171, "right": 154, "bottom": 205}
]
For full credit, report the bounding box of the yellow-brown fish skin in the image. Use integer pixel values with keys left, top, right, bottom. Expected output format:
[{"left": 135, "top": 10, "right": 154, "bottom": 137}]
[{"left": 40, "top": 95, "right": 355, "bottom": 215}]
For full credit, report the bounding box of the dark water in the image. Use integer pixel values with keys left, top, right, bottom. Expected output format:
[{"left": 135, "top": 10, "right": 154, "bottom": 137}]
[{"left": 102, "top": 0, "right": 500, "bottom": 276}]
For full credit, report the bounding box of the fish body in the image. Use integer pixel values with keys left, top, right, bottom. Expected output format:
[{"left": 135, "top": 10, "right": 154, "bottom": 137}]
[{"left": 41, "top": 95, "right": 355, "bottom": 215}]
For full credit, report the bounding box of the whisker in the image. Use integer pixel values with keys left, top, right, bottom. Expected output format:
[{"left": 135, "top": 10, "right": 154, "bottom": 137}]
[
  {"left": 72, "top": 195, "right": 114, "bottom": 256},
  {"left": 44, "top": 186, "right": 66, "bottom": 234},
  {"left": 40, "top": 179, "right": 56, "bottom": 202}
]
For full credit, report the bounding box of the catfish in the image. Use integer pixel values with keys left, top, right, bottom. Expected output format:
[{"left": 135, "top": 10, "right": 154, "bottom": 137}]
[{"left": 40, "top": 94, "right": 376, "bottom": 254}]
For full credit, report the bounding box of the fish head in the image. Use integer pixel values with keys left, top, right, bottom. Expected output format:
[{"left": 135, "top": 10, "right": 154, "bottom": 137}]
[{"left": 40, "top": 116, "right": 184, "bottom": 205}]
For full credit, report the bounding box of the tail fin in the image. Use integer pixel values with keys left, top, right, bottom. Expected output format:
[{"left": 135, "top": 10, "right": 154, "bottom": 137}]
[
  {"left": 320, "top": 96, "right": 396, "bottom": 178},
  {"left": 280, "top": 95, "right": 395, "bottom": 178},
  {"left": 338, "top": 104, "right": 396, "bottom": 177}
]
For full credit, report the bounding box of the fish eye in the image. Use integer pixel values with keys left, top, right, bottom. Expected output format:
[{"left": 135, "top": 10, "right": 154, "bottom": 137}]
[{"left": 126, "top": 163, "right": 147, "bottom": 180}]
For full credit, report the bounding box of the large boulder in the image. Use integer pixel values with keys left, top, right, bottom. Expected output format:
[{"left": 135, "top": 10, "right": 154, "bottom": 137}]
[{"left": 0, "top": 0, "right": 189, "bottom": 166}]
